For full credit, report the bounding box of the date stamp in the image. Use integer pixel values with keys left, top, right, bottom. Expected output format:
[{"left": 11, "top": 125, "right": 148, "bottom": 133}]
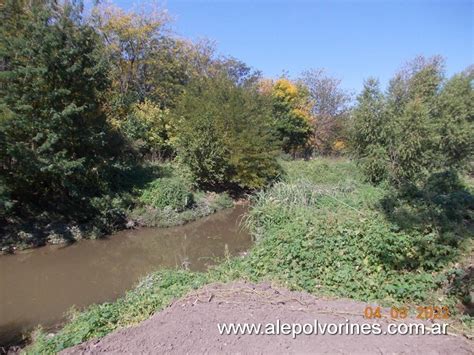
[{"left": 364, "top": 306, "right": 450, "bottom": 320}]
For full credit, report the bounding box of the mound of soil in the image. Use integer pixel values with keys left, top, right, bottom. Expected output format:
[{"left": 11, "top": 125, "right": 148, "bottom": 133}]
[{"left": 63, "top": 282, "right": 472, "bottom": 354}]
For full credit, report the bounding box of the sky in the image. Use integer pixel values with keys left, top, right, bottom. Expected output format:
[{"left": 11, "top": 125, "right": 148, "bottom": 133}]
[{"left": 114, "top": 0, "right": 473, "bottom": 93}]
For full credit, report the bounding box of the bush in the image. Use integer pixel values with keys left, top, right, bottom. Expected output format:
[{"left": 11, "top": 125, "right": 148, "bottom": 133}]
[
  {"left": 351, "top": 57, "right": 473, "bottom": 188},
  {"left": 174, "top": 75, "right": 280, "bottom": 190},
  {"left": 130, "top": 191, "right": 233, "bottom": 228},
  {"left": 381, "top": 170, "right": 474, "bottom": 234},
  {"left": 119, "top": 100, "right": 174, "bottom": 159},
  {"left": 139, "top": 178, "right": 194, "bottom": 212},
  {"left": 359, "top": 145, "right": 389, "bottom": 184}
]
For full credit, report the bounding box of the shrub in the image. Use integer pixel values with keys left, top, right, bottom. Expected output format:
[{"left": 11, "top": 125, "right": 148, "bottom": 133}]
[
  {"left": 139, "top": 178, "right": 194, "bottom": 212},
  {"left": 119, "top": 100, "right": 174, "bottom": 159},
  {"left": 351, "top": 57, "right": 473, "bottom": 189},
  {"left": 130, "top": 191, "right": 233, "bottom": 228},
  {"left": 174, "top": 75, "right": 280, "bottom": 190}
]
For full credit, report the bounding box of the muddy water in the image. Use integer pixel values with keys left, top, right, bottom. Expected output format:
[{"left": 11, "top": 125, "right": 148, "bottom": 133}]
[{"left": 0, "top": 206, "right": 251, "bottom": 345}]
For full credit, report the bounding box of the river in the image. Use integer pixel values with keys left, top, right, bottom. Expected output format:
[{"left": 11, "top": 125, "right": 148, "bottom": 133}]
[{"left": 0, "top": 205, "right": 251, "bottom": 346}]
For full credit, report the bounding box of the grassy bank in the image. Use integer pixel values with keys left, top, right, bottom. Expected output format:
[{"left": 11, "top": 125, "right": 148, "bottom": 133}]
[
  {"left": 1, "top": 162, "right": 234, "bottom": 252},
  {"left": 28, "top": 158, "right": 473, "bottom": 353}
]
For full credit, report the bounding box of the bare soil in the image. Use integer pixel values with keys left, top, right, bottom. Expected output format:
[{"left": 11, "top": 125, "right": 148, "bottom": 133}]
[{"left": 62, "top": 282, "right": 472, "bottom": 354}]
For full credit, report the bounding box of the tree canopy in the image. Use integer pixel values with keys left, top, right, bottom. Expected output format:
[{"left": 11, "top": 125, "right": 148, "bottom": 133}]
[
  {"left": 351, "top": 56, "right": 473, "bottom": 188},
  {"left": 0, "top": 1, "right": 126, "bottom": 219}
]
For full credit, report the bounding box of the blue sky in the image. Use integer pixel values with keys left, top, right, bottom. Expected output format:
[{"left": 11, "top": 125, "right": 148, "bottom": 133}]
[{"left": 114, "top": 0, "right": 473, "bottom": 93}]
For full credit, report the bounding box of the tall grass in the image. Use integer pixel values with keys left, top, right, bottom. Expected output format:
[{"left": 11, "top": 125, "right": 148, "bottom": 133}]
[{"left": 244, "top": 159, "right": 471, "bottom": 303}]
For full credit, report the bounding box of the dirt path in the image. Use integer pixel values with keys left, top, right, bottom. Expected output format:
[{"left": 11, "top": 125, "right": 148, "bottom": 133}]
[{"left": 63, "top": 282, "right": 472, "bottom": 354}]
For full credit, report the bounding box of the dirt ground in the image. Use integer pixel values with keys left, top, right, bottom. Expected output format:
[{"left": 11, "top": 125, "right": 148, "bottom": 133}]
[{"left": 63, "top": 282, "right": 472, "bottom": 354}]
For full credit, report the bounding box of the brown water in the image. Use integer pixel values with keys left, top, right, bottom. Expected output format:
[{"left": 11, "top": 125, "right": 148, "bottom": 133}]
[{"left": 0, "top": 206, "right": 251, "bottom": 345}]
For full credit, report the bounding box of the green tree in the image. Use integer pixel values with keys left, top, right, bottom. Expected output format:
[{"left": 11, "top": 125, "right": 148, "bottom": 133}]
[
  {"left": 436, "top": 68, "right": 474, "bottom": 169},
  {"left": 385, "top": 56, "right": 447, "bottom": 186},
  {"left": 351, "top": 78, "right": 388, "bottom": 183},
  {"left": 174, "top": 75, "right": 280, "bottom": 189},
  {"left": 352, "top": 56, "right": 473, "bottom": 188},
  {"left": 388, "top": 99, "right": 435, "bottom": 184},
  {"left": 0, "top": 1, "right": 125, "bottom": 217}
]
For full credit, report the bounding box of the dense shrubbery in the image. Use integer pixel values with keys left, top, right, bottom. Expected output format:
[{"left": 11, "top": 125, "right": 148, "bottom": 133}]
[
  {"left": 351, "top": 56, "right": 473, "bottom": 188},
  {"left": 350, "top": 59, "right": 473, "bottom": 285},
  {"left": 130, "top": 192, "right": 233, "bottom": 228},
  {"left": 174, "top": 75, "right": 281, "bottom": 190},
  {"left": 139, "top": 178, "right": 193, "bottom": 211},
  {"left": 126, "top": 164, "right": 234, "bottom": 228}
]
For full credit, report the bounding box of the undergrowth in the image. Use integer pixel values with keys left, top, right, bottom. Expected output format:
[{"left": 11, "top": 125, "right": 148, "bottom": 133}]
[
  {"left": 128, "top": 162, "right": 234, "bottom": 228},
  {"left": 2, "top": 162, "right": 234, "bottom": 250},
  {"left": 242, "top": 159, "right": 472, "bottom": 305}
]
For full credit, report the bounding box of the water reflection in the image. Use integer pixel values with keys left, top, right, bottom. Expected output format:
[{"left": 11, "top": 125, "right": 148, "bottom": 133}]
[{"left": 0, "top": 206, "right": 251, "bottom": 345}]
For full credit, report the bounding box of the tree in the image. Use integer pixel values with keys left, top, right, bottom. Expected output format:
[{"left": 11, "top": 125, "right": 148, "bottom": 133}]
[
  {"left": 388, "top": 99, "right": 435, "bottom": 184},
  {"left": 384, "top": 56, "right": 445, "bottom": 185},
  {"left": 351, "top": 78, "right": 388, "bottom": 183},
  {"left": 0, "top": 1, "right": 125, "bottom": 217},
  {"left": 119, "top": 100, "right": 175, "bottom": 160},
  {"left": 351, "top": 56, "right": 473, "bottom": 189},
  {"left": 300, "top": 68, "right": 352, "bottom": 154},
  {"left": 216, "top": 56, "right": 262, "bottom": 87},
  {"left": 92, "top": 3, "right": 168, "bottom": 105},
  {"left": 174, "top": 75, "right": 280, "bottom": 189},
  {"left": 265, "top": 79, "right": 313, "bottom": 157},
  {"left": 436, "top": 68, "right": 474, "bottom": 169},
  {"left": 92, "top": 2, "right": 200, "bottom": 115},
  {"left": 90, "top": 3, "right": 207, "bottom": 161}
]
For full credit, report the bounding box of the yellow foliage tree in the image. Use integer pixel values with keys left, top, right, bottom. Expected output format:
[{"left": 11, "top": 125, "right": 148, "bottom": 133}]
[
  {"left": 264, "top": 78, "right": 314, "bottom": 156},
  {"left": 119, "top": 100, "right": 175, "bottom": 159},
  {"left": 93, "top": 4, "right": 167, "bottom": 98}
]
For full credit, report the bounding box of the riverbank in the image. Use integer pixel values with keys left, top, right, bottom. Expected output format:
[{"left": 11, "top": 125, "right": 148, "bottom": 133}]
[
  {"left": 0, "top": 163, "right": 237, "bottom": 254},
  {"left": 61, "top": 282, "right": 472, "bottom": 354},
  {"left": 26, "top": 158, "right": 473, "bottom": 353},
  {"left": 0, "top": 205, "right": 251, "bottom": 349}
]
